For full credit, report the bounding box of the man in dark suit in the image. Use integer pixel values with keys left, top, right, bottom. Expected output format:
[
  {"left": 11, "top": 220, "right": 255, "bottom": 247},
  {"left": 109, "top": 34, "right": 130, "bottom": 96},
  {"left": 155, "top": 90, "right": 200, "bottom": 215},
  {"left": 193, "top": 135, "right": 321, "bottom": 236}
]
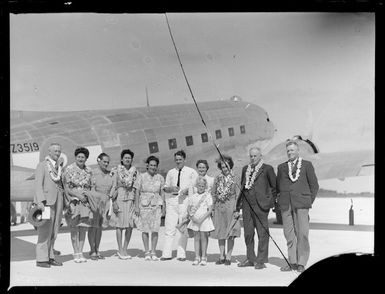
[
  {"left": 236, "top": 147, "right": 277, "bottom": 270},
  {"left": 276, "top": 140, "right": 319, "bottom": 273},
  {"left": 34, "top": 143, "right": 64, "bottom": 268}
]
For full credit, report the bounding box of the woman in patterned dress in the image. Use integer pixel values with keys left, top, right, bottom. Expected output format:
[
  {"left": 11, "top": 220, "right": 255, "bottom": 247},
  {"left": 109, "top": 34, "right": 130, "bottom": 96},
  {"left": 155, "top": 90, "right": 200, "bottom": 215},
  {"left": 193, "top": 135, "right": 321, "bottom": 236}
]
[
  {"left": 62, "top": 147, "right": 93, "bottom": 263},
  {"left": 109, "top": 149, "right": 139, "bottom": 260},
  {"left": 134, "top": 156, "right": 165, "bottom": 261},
  {"left": 88, "top": 153, "right": 114, "bottom": 260},
  {"left": 210, "top": 155, "right": 241, "bottom": 266}
]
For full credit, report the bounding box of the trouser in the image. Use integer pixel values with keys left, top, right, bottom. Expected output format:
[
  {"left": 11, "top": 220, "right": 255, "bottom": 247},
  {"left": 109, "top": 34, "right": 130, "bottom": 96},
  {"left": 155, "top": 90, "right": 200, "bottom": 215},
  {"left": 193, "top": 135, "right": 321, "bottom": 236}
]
[
  {"left": 10, "top": 202, "right": 17, "bottom": 224},
  {"left": 281, "top": 201, "right": 310, "bottom": 266},
  {"left": 161, "top": 195, "right": 188, "bottom": 258},
  {"left": 242, "top": 201, "right": 269, "bottom": 264},
  {"left": 36, "top": 193, "right": 63, "bottom": 262}
]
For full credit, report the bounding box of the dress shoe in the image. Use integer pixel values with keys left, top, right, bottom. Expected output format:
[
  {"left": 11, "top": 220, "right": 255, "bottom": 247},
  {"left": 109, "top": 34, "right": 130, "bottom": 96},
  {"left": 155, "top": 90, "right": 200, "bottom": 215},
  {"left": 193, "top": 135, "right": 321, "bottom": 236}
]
[
  {"left": 36, "top": 261, "right": 51, "bottom": 268},
  {"left": 160, "top": 257, "right": 172, "bottom": 261},
  {"left": 224, "top": 259, "right": 231, "bottom": 266},
  {"left": 237, "top": 260, "right": 255, "bottom": 267},
  {"left": 90, "top": 255, "right": 99, "bottom": 261},
  {"left": 49, "top": 259, "right": 63, "bottom": 266},
  {"left": 53, "top": 249, "right": 61, "bottom": 256},
  {"left": 254, "top": 263, "right": 266, "bottom": 270},
  {"left": 177, "top": 257, "right": 186, "bottom": 261},
  {"left": 297, "top": 265, "right": 305, "bottom": 272},
  {"left": 215, "top": 259, "right": 225, "bottom": 265},
  {"left": 280, "top": 263, "right": 297, "bottom": 271}
]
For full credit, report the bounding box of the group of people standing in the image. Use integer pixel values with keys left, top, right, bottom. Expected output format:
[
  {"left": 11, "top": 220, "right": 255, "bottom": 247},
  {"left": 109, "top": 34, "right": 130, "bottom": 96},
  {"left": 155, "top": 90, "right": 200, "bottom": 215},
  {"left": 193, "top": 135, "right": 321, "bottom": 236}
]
[{"left": 33, "top": 139, "right": 318, "bottom": 274}]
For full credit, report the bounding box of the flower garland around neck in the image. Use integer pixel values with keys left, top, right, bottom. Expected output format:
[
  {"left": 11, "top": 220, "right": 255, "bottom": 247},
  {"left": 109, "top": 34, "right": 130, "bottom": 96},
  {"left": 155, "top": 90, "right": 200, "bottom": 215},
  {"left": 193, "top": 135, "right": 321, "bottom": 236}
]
[
  {"left": 112, "top": 164, "right": 137, "bottom": 189},
  {"left": 288, "top": 157, "right": 302, "bottom": 182},
  {"left": 216, "top": 171, "right": 235, "bottom": 202},
  {"left": 45, "top": 156, "right": 62, "bottom": 183},
  {"left": 245, "top": 159, "right": 264, "bottom": 190}
]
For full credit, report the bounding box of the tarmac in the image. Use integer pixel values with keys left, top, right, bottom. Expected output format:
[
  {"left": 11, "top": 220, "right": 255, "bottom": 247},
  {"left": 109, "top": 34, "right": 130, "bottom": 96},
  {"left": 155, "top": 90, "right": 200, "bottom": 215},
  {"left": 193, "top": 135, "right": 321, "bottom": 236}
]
[{"left": 9, "top": 197, "right": 374, "bottom": 287}]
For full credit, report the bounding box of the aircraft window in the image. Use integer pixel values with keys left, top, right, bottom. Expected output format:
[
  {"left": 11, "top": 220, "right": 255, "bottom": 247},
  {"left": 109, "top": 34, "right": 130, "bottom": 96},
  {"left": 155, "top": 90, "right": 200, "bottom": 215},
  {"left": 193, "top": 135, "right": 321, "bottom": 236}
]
[
  {"left": 215, "top": 130, "right": 222, "bottom": 139},
  {"left": 228, "top": 127, "right": 234, "bottom": 137},
  {"left": 169, "top": 138, "right": 177, "bottom": 149},
  {"left": 240, "top": 125, "right": 246, "bottom": 134},
  {"left": 186, "top": 135, "right": 194, "bottom": 146},
  {"left": 201, "top": 133, "right": 208, "bottom": 143},
  {"left": 149, "top": 142, "right": 159, "bottom": 154}
]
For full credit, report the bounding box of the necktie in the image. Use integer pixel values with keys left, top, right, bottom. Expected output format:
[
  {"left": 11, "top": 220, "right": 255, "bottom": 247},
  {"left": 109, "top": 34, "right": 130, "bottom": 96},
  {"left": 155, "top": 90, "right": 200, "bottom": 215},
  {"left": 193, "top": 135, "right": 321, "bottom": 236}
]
[
  {"left": 176, "top": 168, "right": 181, "bottom": 187},
  {"left": 291, "top": 161, "right": 296, "bottom": 176}
]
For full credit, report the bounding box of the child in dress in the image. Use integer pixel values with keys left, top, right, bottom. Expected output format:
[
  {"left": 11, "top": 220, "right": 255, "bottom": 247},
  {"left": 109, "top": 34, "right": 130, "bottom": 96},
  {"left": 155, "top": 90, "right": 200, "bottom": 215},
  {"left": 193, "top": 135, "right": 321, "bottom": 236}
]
[{"left": 187, "top": 176, "right": 215, "bottom": 266}]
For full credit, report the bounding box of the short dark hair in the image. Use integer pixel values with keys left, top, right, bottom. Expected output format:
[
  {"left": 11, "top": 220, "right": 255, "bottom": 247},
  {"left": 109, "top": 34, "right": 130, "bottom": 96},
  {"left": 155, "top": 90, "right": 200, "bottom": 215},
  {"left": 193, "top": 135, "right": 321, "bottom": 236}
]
[
  {"left": 97, "top": 152, "right": 109, "bottom": 162},
  {"left": 174, "top": 149, "right": 186, "bottom": 159},
  {"left": 196, "top": 159, "right": 209, "bottom": 170},
  {"left": 74, "top": 147, "right": 89, "bottom": 159},
  {"left": 216, "top": 154, "right": 234, "bottom": 170},
  {"left": 146, "top": 155, "right": 159, "bottom": 166},
  {"left": 120, "top": 149, "right": 134, "bottom": 165}
]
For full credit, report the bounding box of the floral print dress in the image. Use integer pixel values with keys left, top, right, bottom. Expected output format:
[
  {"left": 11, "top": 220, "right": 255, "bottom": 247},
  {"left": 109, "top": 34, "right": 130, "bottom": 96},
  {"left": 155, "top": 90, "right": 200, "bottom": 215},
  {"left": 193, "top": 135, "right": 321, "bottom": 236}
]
[
  {"left": 210, "top": 172, "right": 241, "bottom": 239},
  {"left": 109, "top": 165, "right": 138, "bottom": 228},
  {"left": 62, "top": 162, "right": 93, "bottom": 228},
  {"left": 134, "top": 172, "right": 165, "bottom": 233}
]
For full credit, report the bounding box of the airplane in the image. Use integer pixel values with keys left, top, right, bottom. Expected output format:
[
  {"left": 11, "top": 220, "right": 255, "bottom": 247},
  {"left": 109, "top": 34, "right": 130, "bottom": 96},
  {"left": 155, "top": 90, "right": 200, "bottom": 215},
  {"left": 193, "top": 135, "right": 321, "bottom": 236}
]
[
  {"left": 10, "top": 95, "right": 275, "bottom": 201},
  {"left": 10, "top": 95, "right": 374, "bottom": 202}
]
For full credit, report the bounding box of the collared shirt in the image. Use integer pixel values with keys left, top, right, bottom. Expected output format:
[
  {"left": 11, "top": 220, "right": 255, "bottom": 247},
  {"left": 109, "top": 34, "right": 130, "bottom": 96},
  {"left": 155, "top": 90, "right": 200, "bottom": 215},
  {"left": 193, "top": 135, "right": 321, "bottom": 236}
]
[{"left": 165, "top": 166, "right": 198, "bottom": 196}]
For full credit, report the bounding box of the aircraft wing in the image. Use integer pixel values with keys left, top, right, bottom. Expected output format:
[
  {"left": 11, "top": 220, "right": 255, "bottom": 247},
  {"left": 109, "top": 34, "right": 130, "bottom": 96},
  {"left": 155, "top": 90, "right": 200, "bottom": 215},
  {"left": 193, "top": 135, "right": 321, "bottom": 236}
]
[{"left": 263, "top": 137, "right": 374, "bottom": 181}]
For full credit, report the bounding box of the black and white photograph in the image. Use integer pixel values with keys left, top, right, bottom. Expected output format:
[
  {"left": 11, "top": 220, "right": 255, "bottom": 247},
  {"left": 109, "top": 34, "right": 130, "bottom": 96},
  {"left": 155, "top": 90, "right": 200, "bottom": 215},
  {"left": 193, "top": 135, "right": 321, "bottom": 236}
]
[{"left": 8, "top": 9, "right": 375, "bottom": 287}]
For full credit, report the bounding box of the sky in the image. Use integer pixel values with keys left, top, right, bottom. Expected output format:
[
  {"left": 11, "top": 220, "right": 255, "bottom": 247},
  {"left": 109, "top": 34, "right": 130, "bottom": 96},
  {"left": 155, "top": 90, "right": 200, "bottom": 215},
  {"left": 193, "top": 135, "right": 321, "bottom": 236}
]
[{"left": 10, "top": 13, "right": 375, "bottom": 192}]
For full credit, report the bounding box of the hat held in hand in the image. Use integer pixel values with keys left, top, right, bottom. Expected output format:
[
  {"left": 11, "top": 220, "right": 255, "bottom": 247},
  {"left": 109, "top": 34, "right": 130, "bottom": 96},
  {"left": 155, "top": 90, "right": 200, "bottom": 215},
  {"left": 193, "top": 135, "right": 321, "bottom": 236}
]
[{"left": 27, "top": 205, "right": 48, "bottom": 227}]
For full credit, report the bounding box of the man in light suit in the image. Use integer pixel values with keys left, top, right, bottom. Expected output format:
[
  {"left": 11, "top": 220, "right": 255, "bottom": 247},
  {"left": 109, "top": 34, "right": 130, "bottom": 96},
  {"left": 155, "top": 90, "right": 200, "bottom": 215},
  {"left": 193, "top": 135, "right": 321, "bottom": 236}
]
[
  {"left": 276, "top": 140, "right": 319, "bottom": 273},
  {"left": 236, "top": 147, "right": 277, "bottom": 269},
  {"left": 34, "top": 143, "right": 64, "bottom": 268},
  {"left": 161, "top": 150, "right": 198, "bottom": 261}
]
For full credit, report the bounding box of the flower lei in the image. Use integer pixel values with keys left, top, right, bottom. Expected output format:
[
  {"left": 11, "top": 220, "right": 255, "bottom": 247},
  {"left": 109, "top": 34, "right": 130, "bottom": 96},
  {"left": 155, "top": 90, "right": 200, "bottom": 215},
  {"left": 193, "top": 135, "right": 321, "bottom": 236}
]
[
  {"left": 112, "top": 165, "right": 137, "bottom": 189},
  {"left": 288, "top": 157, "right": 302, "bottom": 182},
  {"left": 65, "top": 162, "right": 92, "bottom": 190},
  {"left": 45, "top": 156, "right": 62, "bottom": 183},
  {"left": 216, "top": 172, "right": 235, "bottom": 202},
  {"left": 245, "top": 159, "right": 264, "bottom": 190}
]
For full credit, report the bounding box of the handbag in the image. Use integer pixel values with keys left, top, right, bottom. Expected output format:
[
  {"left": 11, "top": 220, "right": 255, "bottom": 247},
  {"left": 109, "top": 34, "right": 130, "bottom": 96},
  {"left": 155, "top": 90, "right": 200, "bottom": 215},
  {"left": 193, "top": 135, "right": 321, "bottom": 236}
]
[{"left": 176, "top": 217, "right": 194, "bottom": 238}]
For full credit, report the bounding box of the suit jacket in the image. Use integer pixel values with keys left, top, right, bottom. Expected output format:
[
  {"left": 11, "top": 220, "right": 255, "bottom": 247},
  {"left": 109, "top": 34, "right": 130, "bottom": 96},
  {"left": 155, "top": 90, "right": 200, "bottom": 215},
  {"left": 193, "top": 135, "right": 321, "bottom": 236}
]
[
  {"left": 34, "top": 161, "right": 63, "bottom": 206},
  {"left": 276, "top": 159, "right": 319, "bottom": 211},
  {"left": 236, "top": 163, "right": 277, "bottom": 212}
]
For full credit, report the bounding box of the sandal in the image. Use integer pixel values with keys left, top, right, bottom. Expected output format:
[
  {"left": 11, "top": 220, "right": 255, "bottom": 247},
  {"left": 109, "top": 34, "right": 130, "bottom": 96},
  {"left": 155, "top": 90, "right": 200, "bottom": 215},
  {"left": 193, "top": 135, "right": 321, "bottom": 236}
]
[
  {"left": 73, "top": 253, "right": 81, "bottom": 263},
  {"left": 200, "top": 257, "right": 207, "bottom": 266},
  {"left": 144, "top": 251, "right": 151, "bottom": 261},
  {"left": 192, "top": 258, "right": 201, "bottom": 266},
  {"left": 79, "top": 253, "right": 87, "bottom": 263},
  {"left": 150, "top": 252, "right": 159, "bottom": 261},
  {"left": 117, "top": 251, "right": 125, "bottom": 260}
]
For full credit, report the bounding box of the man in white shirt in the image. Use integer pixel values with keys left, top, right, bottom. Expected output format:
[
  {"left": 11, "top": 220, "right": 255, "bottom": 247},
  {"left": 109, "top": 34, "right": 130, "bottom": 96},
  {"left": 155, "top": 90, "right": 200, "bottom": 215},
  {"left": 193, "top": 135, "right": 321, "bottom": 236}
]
[{"left": 161, "top": 150, "right": 198, "bottom": 261}]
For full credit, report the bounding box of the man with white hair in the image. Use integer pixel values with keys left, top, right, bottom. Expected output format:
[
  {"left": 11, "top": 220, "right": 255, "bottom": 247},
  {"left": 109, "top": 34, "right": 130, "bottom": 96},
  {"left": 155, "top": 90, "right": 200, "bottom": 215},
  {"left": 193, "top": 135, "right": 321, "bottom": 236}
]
[
  {"left": 276, "top": 140, "right": 319, "bottom": 273},
  {"left": 34, "top": 143, "right": 64, "bottom": 268},
  {"left": 236, "top": 147, "right": 277, "bottom": 270}
]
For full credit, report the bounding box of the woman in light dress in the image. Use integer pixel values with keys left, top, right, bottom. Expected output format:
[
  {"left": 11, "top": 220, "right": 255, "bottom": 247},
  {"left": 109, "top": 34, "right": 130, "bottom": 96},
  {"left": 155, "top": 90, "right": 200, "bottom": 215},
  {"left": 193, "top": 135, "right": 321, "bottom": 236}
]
[
  {"left": 134, "top": 156, "right": 166, "bottom": 261},
  {"left": 210, "top": 155, "right": 241, "bottom": 266},
  {"left": 109, "top": 149, "right": 139, "bottom": 260},
  {"left": 88, "top": 153, "right": 114, "bottom": 260},
  {"left": 62, "top": 147, "right": 93, "bottom": 263},
  {"left": 187, "top": 176, "right": 214, "bottom": 266}
]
